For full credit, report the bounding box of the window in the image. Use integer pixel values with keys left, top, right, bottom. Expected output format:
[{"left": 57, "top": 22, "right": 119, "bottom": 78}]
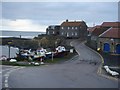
[
  {"left": 61, "top": 27, "right": 64, "bottom": 29},
  {"left": 75, "top": 32, "right": 77, "bottom": 36},
  {"left": 72, "top": 27, "right": 74, "bottom": 29},
  {"left": 68, "top": 27, "right": 70, "bottom": 30},
  {"left": 75, "top": 27, "right": 78, "bottom": 29},
  {"left": 67, "top": 32, "right": 69, "bottom": 37},
  {"left": 53, "top": 31, "right": 55, "bottom": 34}
]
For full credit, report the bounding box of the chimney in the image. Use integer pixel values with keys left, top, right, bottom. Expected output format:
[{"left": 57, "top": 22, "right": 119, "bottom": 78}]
[{"left": 66, "top": 19, "right": 68, "bottom": 22}]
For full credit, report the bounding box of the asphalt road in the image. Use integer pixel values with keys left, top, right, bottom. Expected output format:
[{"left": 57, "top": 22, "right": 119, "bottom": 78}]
[{"left": 1, "top": 40, "right": 118, "bottom": 88}]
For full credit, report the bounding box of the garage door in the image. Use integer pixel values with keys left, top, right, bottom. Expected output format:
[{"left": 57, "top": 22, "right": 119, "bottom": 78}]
[
  {"left": 103, "top": 43, "right": 110, "bottom": 52},
  {"left": 116, "top": 44, "right": 120, "bottom": 54}
]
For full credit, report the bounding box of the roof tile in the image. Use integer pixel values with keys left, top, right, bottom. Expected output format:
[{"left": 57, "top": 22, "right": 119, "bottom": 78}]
[{"left": 99, "top": 28, "right": 120, "bottom": 38}]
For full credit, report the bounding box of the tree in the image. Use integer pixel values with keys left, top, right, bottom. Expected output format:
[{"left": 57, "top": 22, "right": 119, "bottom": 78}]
[{"left": 40, "top": 37, "right": 49, "bottom": 48}]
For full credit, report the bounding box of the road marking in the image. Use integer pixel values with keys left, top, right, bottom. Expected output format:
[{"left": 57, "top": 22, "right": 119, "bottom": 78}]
[
  {"left": 2, "top": 66, "right": 19, "bottom": 72},
  {"left": 71, "top": 40, "right": 118, "bottom": 81},
  {"left": 83, "top": 43, "right": 104, "bottom": 64},
  {"left": 3, "top": 66, "right": 25, "bottom": 88},
  {"left": 85, "top": 44, "right": 119, "bottom": 81}
]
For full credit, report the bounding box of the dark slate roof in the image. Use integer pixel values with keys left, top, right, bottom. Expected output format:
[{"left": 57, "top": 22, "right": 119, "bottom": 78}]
[{"left": 99, "top": 28, "right": 120, "bottom": 38}]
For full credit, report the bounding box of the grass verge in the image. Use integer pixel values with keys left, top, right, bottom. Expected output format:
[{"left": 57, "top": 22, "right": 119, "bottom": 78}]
[{"left": 0, "top": 53, "right": 77, "bottom": 66}]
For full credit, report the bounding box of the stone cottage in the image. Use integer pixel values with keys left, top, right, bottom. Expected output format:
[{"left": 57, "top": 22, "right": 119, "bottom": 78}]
[
  {"left": 87, "top": 21, "right": 120, "bottom": 54},
  {"left": 98, "top": 27, "right": 120, "bottom": 54}
]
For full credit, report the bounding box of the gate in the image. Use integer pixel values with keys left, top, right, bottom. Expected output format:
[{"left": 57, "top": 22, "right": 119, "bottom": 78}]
[
  {"left": 103, "top": 43, "right": 110, "bottom": 52},
  {"left": 116, "top": 44, "right": 120, "bottom": 54}
]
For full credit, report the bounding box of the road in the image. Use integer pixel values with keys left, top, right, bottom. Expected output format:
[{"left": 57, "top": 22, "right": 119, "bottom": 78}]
[{"left": 1, "top": 40, "right": 118, "bottom": 88}]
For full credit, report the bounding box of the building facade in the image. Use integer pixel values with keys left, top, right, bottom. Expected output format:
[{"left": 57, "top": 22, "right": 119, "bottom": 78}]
[
  {"left": 98, "top": 28, "right": 120, "bottom": 54},
  {"left": 46, "top": 25, "right": 60, "bottom": 35},
  {"left": 59, "top": 20, "right": 88, "bottom": 38},
  {"left": 87, "top": 22, "right": 120, "bottom": 54}
]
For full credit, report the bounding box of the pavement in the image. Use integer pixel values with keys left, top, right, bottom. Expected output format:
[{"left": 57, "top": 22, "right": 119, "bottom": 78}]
[{"left": 1, "top": 40, "right": 119, "bottom": 88}]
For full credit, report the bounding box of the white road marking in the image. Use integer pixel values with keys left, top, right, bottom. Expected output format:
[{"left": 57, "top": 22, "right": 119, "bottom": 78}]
[
  {"left": 3, "top": 66, "right": 25, "bottom": 88},
  {"left": 2, "top": 66, "right": 19, "bottom": 72}
]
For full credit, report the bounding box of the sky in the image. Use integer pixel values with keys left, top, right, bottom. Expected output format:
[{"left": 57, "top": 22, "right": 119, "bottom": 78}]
[{"left": 1, "top": 0, "right": 119, "bottom": 32}]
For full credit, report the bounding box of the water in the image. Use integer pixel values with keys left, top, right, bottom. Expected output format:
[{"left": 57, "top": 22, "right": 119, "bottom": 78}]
[
  {"left": 0, "top": 31, "right": 46, "bottom": 58},
  {"left": 1, "top": 30, "right": 45, "bottom": 39},
  {"left": 0, "top": 45, "right": 19, "bottom": 58}
]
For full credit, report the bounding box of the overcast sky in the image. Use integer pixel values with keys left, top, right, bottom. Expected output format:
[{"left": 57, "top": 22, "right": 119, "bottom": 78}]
[{"left": 1, "top": 1, "right": 119, "bottom": 32}]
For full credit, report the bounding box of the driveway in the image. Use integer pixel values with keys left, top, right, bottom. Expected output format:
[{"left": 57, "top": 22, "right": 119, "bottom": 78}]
[{"left": 2, "top": 40, "right": 118, "bottom": 88}]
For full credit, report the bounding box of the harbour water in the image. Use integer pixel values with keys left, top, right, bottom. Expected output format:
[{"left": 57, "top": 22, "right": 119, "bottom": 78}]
[
  {"left": 0, "top": 30, "right": 45, "bottom": 58},
  {"left": 1, "top": 30, "right": 45, "bottom": 39},
  {"left": 0, "top": 45, "right": 19, "bottom": 58}
]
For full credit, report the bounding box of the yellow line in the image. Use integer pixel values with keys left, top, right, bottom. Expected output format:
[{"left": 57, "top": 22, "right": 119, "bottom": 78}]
[
  {"left": 84, "top": 44, "right": 104, "bottom": 64},
  {"left": 85, "top": 44, "right": 119, "bottom": 81}
]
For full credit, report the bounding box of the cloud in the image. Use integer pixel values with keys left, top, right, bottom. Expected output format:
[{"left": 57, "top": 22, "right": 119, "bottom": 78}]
[
  {"left": 1, "top": 2, "right": 118, "bottom": 32},
  {"left": 1, "top": 19, "right": 47, "bottom": 32}
]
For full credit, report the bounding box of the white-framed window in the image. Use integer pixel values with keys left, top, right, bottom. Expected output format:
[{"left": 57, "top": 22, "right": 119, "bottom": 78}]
[
  {"left": 72, "top": 32, "right": 74, "bottom": 36},
  {"left": 61, "top": 27, "right": 64, "bottom": 29},
  {"left": 53, "top": 31, "right": 55, "bottom": 34},
  {"left": 75, "top": 32, "right": 77, "bottom": 36},
  {"left": 67, "top": 32, "right": 69, "bottom": 37},
  {"left": 72, "top": 27, "right": 74, "bottom": 29},
  {"left": 68, "top": 27, "right": 70, "bottom": 30},
  {"left": 75, "top": 27, "right": 78, "bottom": 29}
]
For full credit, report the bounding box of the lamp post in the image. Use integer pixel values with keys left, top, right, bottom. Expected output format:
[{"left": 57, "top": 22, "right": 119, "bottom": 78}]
[{"left": 8, "top": 41, "right": 12, "bottom": 59}]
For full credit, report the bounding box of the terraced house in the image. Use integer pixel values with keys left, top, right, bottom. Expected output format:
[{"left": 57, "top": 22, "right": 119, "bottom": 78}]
[
  {"left": 87, "top": 22, "right": 120, "bottom": 54},
  {"left": 98, "top": 22, "right": 120, "bottom": 54}
]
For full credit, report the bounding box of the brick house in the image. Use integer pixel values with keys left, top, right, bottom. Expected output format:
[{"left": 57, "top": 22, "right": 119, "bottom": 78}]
[
  {"left": 59, "top": 20, "right": 88, "bottom": 38},
  {"left": 46, "top": 25, "right": 60, "bottom": 35}
]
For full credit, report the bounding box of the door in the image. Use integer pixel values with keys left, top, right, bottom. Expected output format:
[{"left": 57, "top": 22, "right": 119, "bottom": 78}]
[
  {"left": 103, "top": 43, "right": 110, "bottom": 52},
  {"left": 116, "top": 44, "right": 120, "bottom": 54}
]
